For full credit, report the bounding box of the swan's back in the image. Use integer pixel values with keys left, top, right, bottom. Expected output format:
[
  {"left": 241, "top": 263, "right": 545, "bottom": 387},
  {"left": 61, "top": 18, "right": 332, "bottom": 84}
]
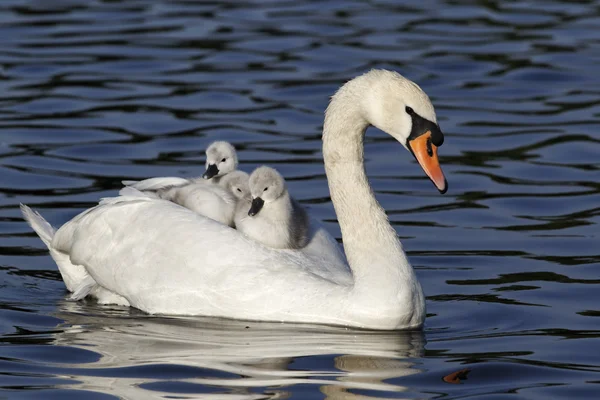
[{"left": 53, "top": 196, "right": 351, "bottom": 317}]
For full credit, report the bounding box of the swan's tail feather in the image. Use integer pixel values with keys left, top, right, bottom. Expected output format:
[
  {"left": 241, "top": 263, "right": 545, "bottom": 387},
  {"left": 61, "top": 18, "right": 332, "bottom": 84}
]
[
  {"left": 122, "top": 180, "right": 138, "bottom": 186},
  {"left": 69, "top": 275, "right": 97, "bottom": 301},
  {"left": 20, "top": 204, "right": 55, "bottom": 248}
]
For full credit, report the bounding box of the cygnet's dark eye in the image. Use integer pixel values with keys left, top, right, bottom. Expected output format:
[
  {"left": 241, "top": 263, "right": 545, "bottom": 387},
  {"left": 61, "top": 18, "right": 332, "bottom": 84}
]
[
  {"left": 221, "top": 158, "right": 227, "bottom": 162},
  {"left": 236, "top": 187, "right": 242, "bottom": 193},
  {"left": 263, "top": 187, "right": 268, "bottom": 192},
  {"left": 405, "top": 106, "right": 414, "bottom": 115}
]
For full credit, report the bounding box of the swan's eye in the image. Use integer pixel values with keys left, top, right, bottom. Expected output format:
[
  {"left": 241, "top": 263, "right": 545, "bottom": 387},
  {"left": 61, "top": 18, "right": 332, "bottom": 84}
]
[
  {"left": 263, "top": 187, "right": 268, "bottom": 192},
  {"left": 236, "top": 187, "right": 242, "bottom": 193},
  {"left": 405, "top": 106, "right": 414, "bottom": 115},
  {"left": 221, "top": 158, "right": 227, "bottom": 162}
]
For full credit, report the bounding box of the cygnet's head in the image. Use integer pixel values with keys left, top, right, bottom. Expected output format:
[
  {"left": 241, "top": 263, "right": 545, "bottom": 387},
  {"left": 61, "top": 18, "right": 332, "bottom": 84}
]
[
  {"left": 202, "top": 141, "right": 238, "bottom": 180},
  {"left": 220, "top": 170, "right": 250, "bottom": 201},
  {"left": 247, "top": 166, "right": 287, "bottom": 216},
  {"left": 328, "top": 69, "right": 447, "bottom": 193}
]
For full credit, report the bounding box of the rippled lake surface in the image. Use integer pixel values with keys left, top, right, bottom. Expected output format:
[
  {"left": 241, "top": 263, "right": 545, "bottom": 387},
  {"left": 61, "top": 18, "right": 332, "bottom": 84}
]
[{"left": 1, "top": 0, "right": 599, "bottom": 398}]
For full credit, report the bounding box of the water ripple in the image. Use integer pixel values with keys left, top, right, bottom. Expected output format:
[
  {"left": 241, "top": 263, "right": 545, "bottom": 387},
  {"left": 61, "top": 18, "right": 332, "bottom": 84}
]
[{"left": 0, "top": 0, "right": 599, "bottom": 398}]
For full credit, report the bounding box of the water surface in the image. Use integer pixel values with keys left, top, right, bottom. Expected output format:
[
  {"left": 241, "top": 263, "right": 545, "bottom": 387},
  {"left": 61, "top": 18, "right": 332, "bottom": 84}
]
[{"left": 1, "top": 0, "right": 599, "bottom": 398}]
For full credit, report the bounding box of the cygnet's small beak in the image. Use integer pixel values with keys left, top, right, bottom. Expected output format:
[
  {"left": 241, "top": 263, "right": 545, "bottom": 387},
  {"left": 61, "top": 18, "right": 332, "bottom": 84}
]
[
  {"left": 408, "top": 131, "right": 448, "bottom": 194},
  {"left": 202, "top": 164, "right": 219, "bottom": 180},
  {"left": 248, "top": 197, "right": 264, "bottom": 216}
]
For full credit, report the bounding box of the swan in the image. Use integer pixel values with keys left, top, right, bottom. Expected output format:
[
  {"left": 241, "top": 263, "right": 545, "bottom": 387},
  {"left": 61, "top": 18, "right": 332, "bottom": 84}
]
[
  {"left": 21, "top": 69, "right": 447, "bottom": 330},
  {"left": 236, "top": 166, "right": 309, "bottom": 249},
  {"left": 230, "top": 168, "right": 349, "bottom": 272},
  {"left": 228, "top": 169, "right": 254, "bottom": 227},
  {"left": 121, "top": 141, "right": 238, "bottom": 191},
  {"left": 119, "top": 143, "right": 243, "bottom": 226},
  {"left": 220, "top": 169, "right": 251, "bottom": 207},
  {"left": 152, "top": 179, "right": 237, "bottom": 226},
  {"left": 201, "top": 141, "right": 239, "bottom": 184},
  {"left": 135, "top": 169, "right": 254, "bottom": 227}
]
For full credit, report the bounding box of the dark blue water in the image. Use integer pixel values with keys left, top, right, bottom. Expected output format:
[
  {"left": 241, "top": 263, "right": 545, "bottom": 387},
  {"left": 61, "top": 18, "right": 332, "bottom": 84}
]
[{"left": 1, "top": 0, "right": 599, "bottom": 398}]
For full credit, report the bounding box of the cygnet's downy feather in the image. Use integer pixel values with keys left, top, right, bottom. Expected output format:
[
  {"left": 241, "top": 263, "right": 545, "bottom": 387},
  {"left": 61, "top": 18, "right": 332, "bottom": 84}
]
[
  {"left": 156, "top": 182, "right": 237, "bottom": 227},
  {"left": 123, "top": 141, "right": 238, "bottom": 193},
  {"left": 202, "top": 141, "right": 239, "bottom": 185},
  {"left": 236, "top": 166, "right": 309, "bottom": 249}
]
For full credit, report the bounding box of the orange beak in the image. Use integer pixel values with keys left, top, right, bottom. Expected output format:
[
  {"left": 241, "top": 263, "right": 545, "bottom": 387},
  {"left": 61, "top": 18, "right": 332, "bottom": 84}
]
[{"left": 408, "top": 131, "right": 448, "bottom": 193}]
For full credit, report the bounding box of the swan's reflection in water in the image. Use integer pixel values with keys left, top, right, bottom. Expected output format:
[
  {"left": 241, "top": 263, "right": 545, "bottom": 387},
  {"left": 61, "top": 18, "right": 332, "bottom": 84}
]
[{"left": 53, "top": 301, "right": 425, "bottom": 399}]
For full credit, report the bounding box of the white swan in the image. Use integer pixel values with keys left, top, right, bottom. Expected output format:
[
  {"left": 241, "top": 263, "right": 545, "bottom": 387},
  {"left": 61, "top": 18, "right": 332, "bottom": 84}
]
[
  {"left": 121, "top": 141, "right": 238, "bottom": 191},
  {"left": 236, "top": 166, "right": 309, "bottom": 249},
  {"left": 21, "top": 69, "right": 447, "bottom": 330}
]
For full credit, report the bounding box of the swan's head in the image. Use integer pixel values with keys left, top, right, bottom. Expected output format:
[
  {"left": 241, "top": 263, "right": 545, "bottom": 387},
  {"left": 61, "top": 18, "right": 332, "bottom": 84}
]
[
  {"left": 247, "top": 166, "right": 287, "bottom": 216},
  {"left": 202, "top": 141, "right": 238, "bottom": 180},
  {"left": 221, "top": 170, "right": 250, "bottom": 201},
  {"left": 333, "top": 69, "right": 447, "bottom": 193}
]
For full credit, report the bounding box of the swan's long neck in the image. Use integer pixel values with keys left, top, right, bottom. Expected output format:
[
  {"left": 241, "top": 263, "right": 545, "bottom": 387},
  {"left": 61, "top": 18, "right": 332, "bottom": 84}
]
[{"left": 322, "top": 81, "right": 423, "bottom": 312}]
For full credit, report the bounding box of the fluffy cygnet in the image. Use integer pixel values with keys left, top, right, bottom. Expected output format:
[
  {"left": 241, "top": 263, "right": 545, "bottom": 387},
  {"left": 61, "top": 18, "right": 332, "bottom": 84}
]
[
  {"left": 235, "top": 166, "right": 309, "bottom": 249},
  {"left": 122, "top": 141, "right": 239, "bottom": 192},
  {"left": 202, "top": 141, "right": 238, "bottom": 185}
]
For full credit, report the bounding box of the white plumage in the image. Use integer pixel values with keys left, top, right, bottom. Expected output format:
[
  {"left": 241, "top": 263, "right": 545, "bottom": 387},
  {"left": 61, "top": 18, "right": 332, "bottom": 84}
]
[{"left": 21, "top": 69, "right": 447, "bottom": 330}]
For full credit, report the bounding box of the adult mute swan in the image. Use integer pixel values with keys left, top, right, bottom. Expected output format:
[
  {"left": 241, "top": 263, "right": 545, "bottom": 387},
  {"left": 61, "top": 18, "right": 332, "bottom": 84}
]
[
  {"left": 21, "top": 69, "right": 447, "bottom": 330},
  {"left": 236, "top": 166, "right": 309, "bottom": 249},
  {"left": 122, "top": 141, "right": 238, "bottom": 191}
]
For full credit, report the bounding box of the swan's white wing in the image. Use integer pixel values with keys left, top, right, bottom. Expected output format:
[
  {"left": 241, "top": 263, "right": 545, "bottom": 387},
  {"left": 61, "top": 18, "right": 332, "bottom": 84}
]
[
  {"left": 118, "top": 186, "right": 160, "bottom": 199},
  {"left": 122, "top": 177, "right": 192, "bottom": 192},
  {"left": 98, "top": 187, "right": 159, "bottom": 205},
  {"left": 53, "top": 197, "right": 351, "bottom": 322},
  {"left": 302, "top": 218, "right": 351, "bottom": 285}
]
